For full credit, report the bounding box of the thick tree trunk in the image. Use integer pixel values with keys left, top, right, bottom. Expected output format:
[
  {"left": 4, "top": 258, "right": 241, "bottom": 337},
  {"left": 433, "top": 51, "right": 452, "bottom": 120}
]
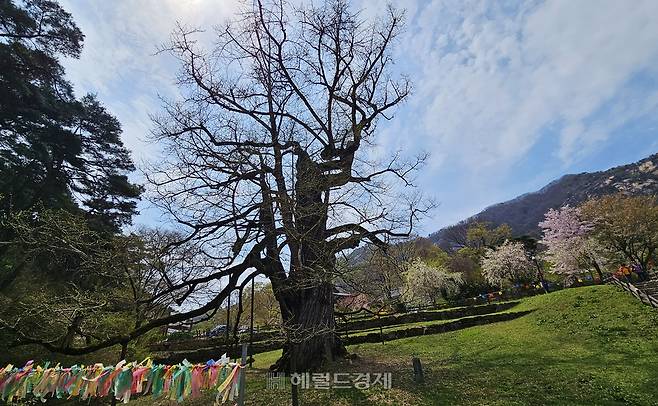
[
  {"left": 592, "top": 260, "right": 604, "bottom": 283},
  {"left": 271, "top": 281, "right": 347, "bottom": 372},
  {"left": 269, "top": 152, "right": 347, "bottom": 371}
]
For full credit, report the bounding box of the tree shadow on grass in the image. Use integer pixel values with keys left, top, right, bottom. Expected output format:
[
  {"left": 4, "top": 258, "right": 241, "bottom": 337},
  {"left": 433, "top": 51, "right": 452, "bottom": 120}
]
[{"left": 412, "top": 350, "right": 658, "bottom": 406}]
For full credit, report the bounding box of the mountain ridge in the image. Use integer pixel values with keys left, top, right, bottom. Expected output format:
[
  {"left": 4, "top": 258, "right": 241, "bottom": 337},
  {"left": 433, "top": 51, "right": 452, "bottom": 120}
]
[{"left": 429, "top": 153, "right": 658, "bottom": 250}]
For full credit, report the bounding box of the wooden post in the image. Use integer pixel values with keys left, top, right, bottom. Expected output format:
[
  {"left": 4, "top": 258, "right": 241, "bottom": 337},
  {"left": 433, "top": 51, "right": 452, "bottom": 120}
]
[
  {"left": 291, "top": 355, "right": 299, "bottom": 406},
  {"left": 111, "top": 342, "right": 129, "bottom": 406},
  {"left": 412, "top": 357, "right": 424, "bottom": 384},
  {"left": 238, "top": 343, "right": 248, "bottom": 406}
]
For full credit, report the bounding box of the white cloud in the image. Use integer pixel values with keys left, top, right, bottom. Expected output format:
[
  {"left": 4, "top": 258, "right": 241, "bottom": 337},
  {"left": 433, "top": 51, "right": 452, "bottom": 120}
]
[{"left": 388, "top": 0, "right": 658, "bottom": 173}]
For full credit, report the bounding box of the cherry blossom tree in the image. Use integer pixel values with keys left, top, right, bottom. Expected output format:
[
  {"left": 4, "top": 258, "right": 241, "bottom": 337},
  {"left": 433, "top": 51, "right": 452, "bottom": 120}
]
[
  {"left": 539, "top": 206, "right": 604, "bottom": 281},
  {"left": 402, "top": 258, "right": 463, "bottom": 305},
  {"left": 481, "top": 241, "right": 534, "bottom": 287}
]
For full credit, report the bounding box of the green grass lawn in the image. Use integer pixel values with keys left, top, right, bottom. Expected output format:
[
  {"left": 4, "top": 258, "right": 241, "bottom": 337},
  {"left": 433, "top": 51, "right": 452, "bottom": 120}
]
[{"left": 31, "top": 285, "right": 658, "bottom": 405}]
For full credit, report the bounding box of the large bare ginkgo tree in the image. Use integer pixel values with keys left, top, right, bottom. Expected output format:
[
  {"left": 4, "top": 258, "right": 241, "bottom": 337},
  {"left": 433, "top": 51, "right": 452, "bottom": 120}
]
[{"left": 149, "top": 0, "right": 427, "bottom": 370}]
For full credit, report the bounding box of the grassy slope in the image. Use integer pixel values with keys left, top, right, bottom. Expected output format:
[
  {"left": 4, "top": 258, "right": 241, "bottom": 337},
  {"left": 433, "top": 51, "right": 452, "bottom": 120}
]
[{"left": 131, "top": 285, "right": 658, "bottom": 405}]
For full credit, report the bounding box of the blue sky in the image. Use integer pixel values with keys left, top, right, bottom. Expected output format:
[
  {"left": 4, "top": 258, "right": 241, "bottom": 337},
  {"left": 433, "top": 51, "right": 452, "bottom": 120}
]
[{"left": 59, "top": 0, "right": 658, "bottom": 235}]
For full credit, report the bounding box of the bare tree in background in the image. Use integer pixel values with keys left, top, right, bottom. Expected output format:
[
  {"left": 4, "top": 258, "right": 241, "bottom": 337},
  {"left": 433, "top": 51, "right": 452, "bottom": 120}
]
[
  {"left": 149, "top": 0, "right": 428, "bottom": 370},
  {"left": 337, "top": 239, "right": 423, "bottom": 312},
  {"left": 439, "top": 221, "right": 470, "bottom": 251}
]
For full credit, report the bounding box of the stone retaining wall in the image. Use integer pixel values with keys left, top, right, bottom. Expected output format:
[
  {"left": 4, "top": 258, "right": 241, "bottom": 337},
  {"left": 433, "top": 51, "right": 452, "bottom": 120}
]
[
  {"left": 339, "top": 301, "right": 520, "bottom": 333},
  {"left": 153, "top": 309, "right": 533, "bottom": 364}
]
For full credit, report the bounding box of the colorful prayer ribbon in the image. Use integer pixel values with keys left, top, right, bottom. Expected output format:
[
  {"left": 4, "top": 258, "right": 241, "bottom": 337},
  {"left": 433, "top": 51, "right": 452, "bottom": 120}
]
[{"left": 0, "top": 355, "right": 243, "bottom": 404}]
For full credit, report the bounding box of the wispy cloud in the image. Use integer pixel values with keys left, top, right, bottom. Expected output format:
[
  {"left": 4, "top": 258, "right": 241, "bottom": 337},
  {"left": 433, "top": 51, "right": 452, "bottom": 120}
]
[{"left": 392, "top": 0, "right": 658, "bottom": 173}]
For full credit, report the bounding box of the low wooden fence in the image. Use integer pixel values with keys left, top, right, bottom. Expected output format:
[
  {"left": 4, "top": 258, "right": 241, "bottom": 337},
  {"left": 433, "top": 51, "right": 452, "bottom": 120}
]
[{"left": 610, "top": 276, "right": 658, "bottom": 308}]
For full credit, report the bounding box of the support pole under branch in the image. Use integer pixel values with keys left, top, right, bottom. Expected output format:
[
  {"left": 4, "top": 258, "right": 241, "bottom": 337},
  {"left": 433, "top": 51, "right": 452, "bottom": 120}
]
[{"left": 238, "top": 343, "right": 248, "bottom": 406}]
